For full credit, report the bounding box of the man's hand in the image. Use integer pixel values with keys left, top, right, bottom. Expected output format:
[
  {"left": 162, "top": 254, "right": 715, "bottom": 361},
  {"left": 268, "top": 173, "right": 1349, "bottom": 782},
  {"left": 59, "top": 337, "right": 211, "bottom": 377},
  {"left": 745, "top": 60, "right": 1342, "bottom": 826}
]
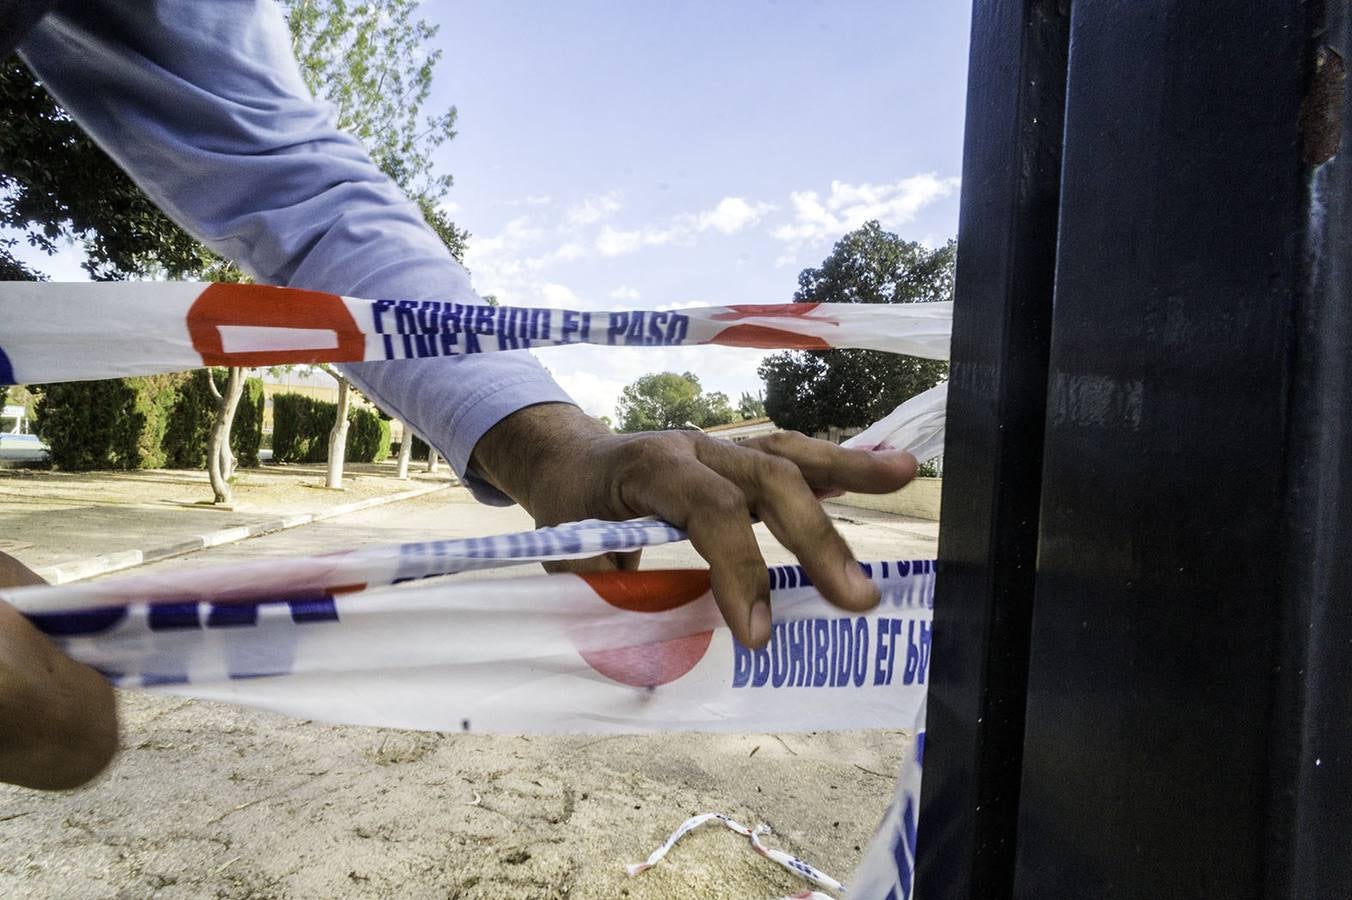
[{"left": 471, "top": 403, "right": 917, "bottom": 649}]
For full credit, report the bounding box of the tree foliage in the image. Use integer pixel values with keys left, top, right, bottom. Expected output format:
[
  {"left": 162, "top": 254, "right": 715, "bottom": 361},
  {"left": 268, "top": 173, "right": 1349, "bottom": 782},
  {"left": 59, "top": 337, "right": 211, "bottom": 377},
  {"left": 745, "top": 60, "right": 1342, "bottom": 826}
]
[
  {"left": 0, "top": 58, "right": 206, "bottom": 280},
  {"left": 286, "top": 0, "right": 467, "bottom": 260},
  {"left": 1, "top": 0, "right": 466, "bottom": 278},
  {"left": 272, "top": 393, "right": 388, "bottom": 463},
  {"left": 32, "top": 375, "right": 185, "bottom": 471},
  {"left": 758, "top": 221, "right": 953, "bottom": 435},
  {"left": 737, "top": 391, "right": 766, "bottom": 420},
  {"left": 615, "top": 372, "right": 739, "bottom": 433}
]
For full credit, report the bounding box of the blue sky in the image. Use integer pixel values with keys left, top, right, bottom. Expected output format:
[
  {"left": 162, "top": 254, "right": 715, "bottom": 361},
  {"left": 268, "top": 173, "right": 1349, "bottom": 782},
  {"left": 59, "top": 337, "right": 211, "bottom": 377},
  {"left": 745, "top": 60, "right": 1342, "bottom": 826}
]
[
  {"left": 428, "top": 0, "right": 971, "bottom": 418},
  {"left": 18, "top": 1, "right": 972, "bottom": 419}
]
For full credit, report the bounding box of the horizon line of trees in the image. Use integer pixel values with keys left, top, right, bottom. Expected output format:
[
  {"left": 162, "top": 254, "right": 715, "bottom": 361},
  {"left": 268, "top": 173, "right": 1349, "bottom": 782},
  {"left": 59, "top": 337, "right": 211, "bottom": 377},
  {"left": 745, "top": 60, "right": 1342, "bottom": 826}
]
[{"left": 611, "top": 220, "right": 953, "bottom": 442}]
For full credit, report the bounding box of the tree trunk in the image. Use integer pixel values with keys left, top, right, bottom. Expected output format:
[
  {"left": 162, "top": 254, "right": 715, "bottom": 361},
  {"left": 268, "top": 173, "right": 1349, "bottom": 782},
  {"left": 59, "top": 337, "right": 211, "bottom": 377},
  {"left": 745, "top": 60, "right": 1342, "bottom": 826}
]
[
  {"left": 427, "top": 446, "right": 440, "bottom": 473},
  {"left": 396, "top": 423, "right": 413, "bottom": 479},
  {"left": 206, "top": 367, "right": 245, "bottom": 504},
  {"left": 326, "top": 376, "right": 351, "bottom": 489}
]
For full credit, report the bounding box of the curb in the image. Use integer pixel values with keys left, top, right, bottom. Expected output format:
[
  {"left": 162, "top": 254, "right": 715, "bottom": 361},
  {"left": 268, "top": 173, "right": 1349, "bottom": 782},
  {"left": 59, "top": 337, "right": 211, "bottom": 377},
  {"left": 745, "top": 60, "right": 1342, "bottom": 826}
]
[{"left": 34, "top": 482, "right": 451, "bottom": 585}]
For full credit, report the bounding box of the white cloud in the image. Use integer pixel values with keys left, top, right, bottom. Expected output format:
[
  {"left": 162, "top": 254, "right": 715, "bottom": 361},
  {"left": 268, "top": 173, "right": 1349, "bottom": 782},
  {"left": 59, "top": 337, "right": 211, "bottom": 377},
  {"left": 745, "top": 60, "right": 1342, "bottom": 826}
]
[
  {"left": 539, "top": 283, "right": 581, "bottom": 308},
  {"left": 514, "top": 194, "right": 552, "bottom": 207},
  {"left": 463, "top": 216, "right": 584, "bottom": 306},
  {"left": 695, "top": 196, "right": 775, "bottom": 234},
  {"left": 594, "top": 195, "right": 771, "bottom": 257},
  {"left": 596, "top": 227, "right": 643, "bottom": 257},
  {"left": 566, "top": 190, "right": 622, "bottom": 226},
  {"left": 609, "top": 285, "right": 641, "bottom": 301},
  {"left": 772, "top": 174, "right": 960, "bottom": 247},
  {"left": 529, "top": 241, "right": 586, "bottom": 268},
  {"left": 548, "top": 367, "right": 631, "bottom": 420},
  {"left": 595, "top": 224, "right": 681, "bottom": 256}
]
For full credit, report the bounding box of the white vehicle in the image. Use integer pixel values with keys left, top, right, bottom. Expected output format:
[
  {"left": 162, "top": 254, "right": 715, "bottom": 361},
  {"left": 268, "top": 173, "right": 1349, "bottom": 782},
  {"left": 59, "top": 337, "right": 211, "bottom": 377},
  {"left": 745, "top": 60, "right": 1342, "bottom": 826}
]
[{"left": 0, "top": 403, "right": 49, "bottom": 462}]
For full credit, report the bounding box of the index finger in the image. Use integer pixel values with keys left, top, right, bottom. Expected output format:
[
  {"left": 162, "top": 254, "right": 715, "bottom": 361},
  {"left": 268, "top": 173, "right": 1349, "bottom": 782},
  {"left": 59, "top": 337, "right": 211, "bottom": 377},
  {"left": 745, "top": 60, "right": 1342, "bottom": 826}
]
[{"left": 742, "top": 431, "right": 917, "bottom": 495}]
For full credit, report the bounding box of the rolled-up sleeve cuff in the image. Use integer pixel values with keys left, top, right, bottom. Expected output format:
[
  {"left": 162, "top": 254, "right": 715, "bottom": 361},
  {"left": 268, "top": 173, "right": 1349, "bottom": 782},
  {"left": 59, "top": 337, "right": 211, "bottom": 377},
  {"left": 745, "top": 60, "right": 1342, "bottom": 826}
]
[
  {"left": 442, "top": 372, "right": 576, "bottom": 506},
  {"left": 338, "top": 356, "right": 575, "bottom": 506}
]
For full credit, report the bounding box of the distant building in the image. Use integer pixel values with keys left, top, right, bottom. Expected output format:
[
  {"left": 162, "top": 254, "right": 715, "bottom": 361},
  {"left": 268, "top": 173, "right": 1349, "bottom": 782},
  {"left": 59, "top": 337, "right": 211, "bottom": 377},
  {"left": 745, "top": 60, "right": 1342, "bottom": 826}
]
[{"left": 702, "top": 417, "right": 778, "bottom": 444}]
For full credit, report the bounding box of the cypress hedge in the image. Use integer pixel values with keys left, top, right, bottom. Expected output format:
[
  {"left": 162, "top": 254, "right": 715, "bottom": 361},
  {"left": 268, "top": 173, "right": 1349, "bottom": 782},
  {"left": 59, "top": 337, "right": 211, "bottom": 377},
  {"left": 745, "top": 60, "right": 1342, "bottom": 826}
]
[
  {"left": 272, "top": 392, "right": 390, "bottom": 464},
  {"left": 33, "top": 374, "right": 184, "bottom": 470}
]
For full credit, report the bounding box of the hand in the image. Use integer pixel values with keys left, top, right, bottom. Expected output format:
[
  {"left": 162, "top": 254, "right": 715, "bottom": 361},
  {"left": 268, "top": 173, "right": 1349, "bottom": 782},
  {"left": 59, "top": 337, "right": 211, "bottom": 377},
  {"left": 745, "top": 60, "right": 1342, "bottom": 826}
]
[
  {"left": 471, "top": 404, "right": 917, "bottom": 649},
  {"left": 0, "top": 553, "right": 118, "bottom": 790}
]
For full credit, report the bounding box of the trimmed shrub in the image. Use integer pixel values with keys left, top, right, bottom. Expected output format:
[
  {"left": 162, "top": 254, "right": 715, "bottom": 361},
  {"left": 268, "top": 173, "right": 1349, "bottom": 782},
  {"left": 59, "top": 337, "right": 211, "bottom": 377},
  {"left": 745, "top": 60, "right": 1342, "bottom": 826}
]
[
  {"left": 34, "top": 375, "right": 183, "bottom": 470},
  {"left": 271, "top": 392, "right": 388, "bottom": 464},
  {"left": 347, "top": 407, "right": 390, "bottom": 463},
  {"left": 234, "top": 377, "right": 265, "bottom": 467},
  {"left": 162, "top": 370, "right": 214, "bottom": 468},
  {"left": 271, "top": 392, "right": 333, "bottom": 463},
  {"left": 162, "top": 370, "right": 266, "bottom": 469}
]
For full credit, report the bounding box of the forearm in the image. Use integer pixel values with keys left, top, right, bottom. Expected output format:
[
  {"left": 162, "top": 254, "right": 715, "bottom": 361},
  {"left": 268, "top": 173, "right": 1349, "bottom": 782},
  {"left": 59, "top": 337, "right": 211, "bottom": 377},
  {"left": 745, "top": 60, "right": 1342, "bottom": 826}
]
[
  {"left": 22, "top": 0, "right": 579, "bottom": 501},
  {"left": 470, "top": 402, "right": 614, "bottom": 516}
]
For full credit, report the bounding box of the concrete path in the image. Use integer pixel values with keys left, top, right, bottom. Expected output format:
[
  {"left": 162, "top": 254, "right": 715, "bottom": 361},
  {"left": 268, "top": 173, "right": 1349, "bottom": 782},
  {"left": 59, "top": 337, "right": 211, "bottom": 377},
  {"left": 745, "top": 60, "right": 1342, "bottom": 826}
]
[{"left": 0, "top": 462, "right": 453, "bottom": 581}]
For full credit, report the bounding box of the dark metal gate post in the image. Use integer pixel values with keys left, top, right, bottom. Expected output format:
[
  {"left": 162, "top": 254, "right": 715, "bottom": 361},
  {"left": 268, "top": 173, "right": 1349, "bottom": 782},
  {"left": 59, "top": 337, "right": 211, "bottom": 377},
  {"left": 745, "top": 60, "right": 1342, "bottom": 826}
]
[
  {"left": 913, "top": 1, "right": 1068, "bottom": 896},
  {"left": 920, "top": 1, "right": 1352, "bottom": 896}
]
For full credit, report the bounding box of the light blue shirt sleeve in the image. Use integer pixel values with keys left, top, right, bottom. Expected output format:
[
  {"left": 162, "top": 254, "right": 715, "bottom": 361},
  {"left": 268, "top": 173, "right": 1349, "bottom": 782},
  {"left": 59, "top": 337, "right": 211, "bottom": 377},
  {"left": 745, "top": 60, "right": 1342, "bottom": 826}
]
[{"left": 18, "top": 0, "right": 575, "bottom": 504}]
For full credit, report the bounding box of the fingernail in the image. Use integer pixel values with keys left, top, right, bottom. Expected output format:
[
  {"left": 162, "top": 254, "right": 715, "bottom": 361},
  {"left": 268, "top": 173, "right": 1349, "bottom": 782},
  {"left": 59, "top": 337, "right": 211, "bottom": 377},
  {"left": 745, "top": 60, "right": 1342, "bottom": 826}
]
[{"left": 749, "top": 601, "right": 772, "bottom": 647}]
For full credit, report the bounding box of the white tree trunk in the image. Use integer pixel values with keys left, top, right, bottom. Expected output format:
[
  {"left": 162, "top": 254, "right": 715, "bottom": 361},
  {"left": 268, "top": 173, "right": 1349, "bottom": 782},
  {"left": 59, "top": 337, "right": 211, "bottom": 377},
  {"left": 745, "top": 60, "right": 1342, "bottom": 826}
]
[
  {"left": 206, "top": 367, "right": 245, "bottom": 505},
  {"left": 396, "top": 423, "right": 413, "bottom": 479},
  {"left": 427, "top": 447, "right": 440, "bottom": 473},
  {"left": 326, "top": 376, "right": 351, "bottom": 489},
  {"left": 219, "top": 425, "right": 236, "bottom": 482}
]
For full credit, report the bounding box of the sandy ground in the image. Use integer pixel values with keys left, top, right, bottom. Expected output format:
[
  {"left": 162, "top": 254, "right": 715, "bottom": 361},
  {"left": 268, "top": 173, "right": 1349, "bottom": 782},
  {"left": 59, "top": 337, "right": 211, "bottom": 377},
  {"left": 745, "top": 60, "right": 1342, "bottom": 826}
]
[{"left": 0, "top": 485, "right": 935, "bottom": 899}]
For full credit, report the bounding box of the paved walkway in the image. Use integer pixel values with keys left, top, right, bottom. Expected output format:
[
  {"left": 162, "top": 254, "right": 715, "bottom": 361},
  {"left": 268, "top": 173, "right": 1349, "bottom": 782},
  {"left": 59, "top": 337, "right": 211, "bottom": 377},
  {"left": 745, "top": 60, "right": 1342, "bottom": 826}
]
[{"left": 0, "top": 461, "right": 454, "bottom": 580}]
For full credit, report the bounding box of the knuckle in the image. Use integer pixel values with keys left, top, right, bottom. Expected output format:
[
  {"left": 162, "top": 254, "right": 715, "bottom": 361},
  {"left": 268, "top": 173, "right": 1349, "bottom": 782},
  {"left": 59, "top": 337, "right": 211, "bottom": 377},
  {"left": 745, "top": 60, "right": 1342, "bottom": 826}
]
[
  {"left": 704, "top": 486, "right": 748, "bottom": 519},
  {"left": 762, "top": 430, "right": 804, "bottom": 454},
  {"left": 757, "top": 452, "right": 803, "bottom": 485},
  {"left": 617, "top": 435, "right": 679, "bottom": 475}
]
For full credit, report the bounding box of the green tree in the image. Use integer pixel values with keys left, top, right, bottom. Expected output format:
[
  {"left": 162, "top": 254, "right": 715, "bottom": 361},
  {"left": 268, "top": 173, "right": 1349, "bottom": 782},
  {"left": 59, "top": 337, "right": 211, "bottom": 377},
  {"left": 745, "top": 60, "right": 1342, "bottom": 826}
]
[
  {"left": 737, "top": 391, "right": 766, "bottom": 420},
  {"left": 285, "top": 0, "right": 468, "bottom": 259},
  {"left": 33, "top": 375, "right": 185, "bottom": 471},
  {"left": 1, "top": 0, "right": 466, "bottom": 495},
  {"left": 615, "top": 372, "right": 738, "bottom": 433},
  {"left": 758, "top": 221, "right": 952, "bottom": 435}
]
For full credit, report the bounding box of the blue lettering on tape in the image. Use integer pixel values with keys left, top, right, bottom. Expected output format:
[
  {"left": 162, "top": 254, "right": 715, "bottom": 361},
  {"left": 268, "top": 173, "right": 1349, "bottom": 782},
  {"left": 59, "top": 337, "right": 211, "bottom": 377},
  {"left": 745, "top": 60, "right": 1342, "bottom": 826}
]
[
  {"left": 732, "top": 642, "right": 752, "bottom": 687},
  {"left": 27, "top": 605, "right": 128, "bottom": 636},
  {"left": 148, "top": 602, "right": 201, "bottom": 631},
  {"left": 732, "top": 616, "right": 893, "bottom": 689}
]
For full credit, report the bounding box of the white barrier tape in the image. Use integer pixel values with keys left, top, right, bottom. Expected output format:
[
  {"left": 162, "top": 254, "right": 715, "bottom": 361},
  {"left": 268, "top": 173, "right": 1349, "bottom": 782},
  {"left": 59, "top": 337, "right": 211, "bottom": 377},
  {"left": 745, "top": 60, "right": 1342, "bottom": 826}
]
[
  {"left": 16, "top": 558, "right": 934, "bottom": 734},
  {"left": 627, "top": 812, "right": 846, "bottom": 896},
  {"left": 0, "top": 281, "right": 952, "bottom": 384},
  {"left": 0, "top": 516, "right": 686, "bottom": 614},
  {"left": 843, "top": 381, "right": 948, "bottom": 463},
  {"left": 845, "top": 697, "right": 926, "bottom": 899}
]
